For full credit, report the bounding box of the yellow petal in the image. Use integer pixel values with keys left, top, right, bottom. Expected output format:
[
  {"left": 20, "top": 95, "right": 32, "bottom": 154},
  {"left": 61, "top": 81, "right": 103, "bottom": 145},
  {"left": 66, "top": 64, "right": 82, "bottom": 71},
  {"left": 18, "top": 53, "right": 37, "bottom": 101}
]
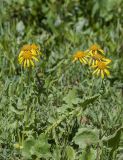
[
  {"left": 88, "top": 59, "right": 92, "bottom": 65},
  {"left": 31, "top": 49, "right": 37, "bottom": 56},
  {"left": 19, "top": 59, "right": 23, "bottom": 64},
  {"left": 104, "top": 69, "right": 110, "bottom": 76},
  {"left": 95, "top": 50, "right": 97, "bottom": 54},
  {"left": 24, "top": 60, "right": 27, "bottom": 68},
  {"left": 105, "top": 58, "right": 112, "bottom": 64},
  {"left": 79, "top": 58, "right": 83, "bottom": 63},
  {"left": 19, "top": 51, "right": 24, "bottom": 58},
  {"left": 80, "top": 58, "right": 86, "bottom": 64},
  {"left": 101, "top": 70, "right": 104, "bottom": 79},
  {"left": 95, "top": 61, "right": 98, "bottom": 65},
  {"left": 97, "top": 69, "right": 100, "bottom": 76},
  {"left": 18, "top": 57, "right": 23, "bottom": 63},
  {"left": 72, "top": 58, "right": 77, "bottom": 63},
  {"left": 32, "top": 56, "right": 39, "bottom": 62},
  {"left": 89, "top": 50, "right": 93, "bottom": 56},
  {"left": 93, "top": 68, "right": 98, "bottom": 75},
  {"left": 92, "top": 60, "right": 95, "bottom": 66},
  {"left": 27, "top": 59, "right": 30, "bottom": 67},
  {"left": 99, "top": 49, "right": 104, "bottom": 54},
  {"left": 30, "top": 59, "right": 35, "bottom": 67},
  {"left": 83, "top": 57, "right": 88, "bottom": 61},
  {"left": 91, "top": 64, "right": 97, "bottom": 68}
]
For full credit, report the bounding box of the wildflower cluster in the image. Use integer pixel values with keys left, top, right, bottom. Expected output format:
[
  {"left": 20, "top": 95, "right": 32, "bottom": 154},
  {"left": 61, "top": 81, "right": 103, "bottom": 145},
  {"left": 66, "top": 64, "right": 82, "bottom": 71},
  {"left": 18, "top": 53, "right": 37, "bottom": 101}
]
[
  {"left": 18, "top": 43, "right": 111, "bottom": 79},
  {"left": 73, "top": 44, "right": 111, "bottom": 78},
  {"left": 18, "top": 44, "right": 40, "bottom": 68}
]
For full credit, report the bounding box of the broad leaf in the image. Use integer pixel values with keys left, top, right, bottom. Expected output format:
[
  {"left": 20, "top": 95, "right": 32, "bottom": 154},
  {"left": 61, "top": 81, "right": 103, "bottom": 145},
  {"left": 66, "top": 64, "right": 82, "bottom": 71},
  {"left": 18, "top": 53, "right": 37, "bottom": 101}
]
[
  {"left": 22, "top": 134, "right": 51, "bottom": 159},
  {"left": 79, "top": 148, "right": 96, "bottom": 160},
  {"left": 65, "top": 146, "right": 76, "bottom": 160},
  {"left": 33, "top": 133, "right": 51, "bottom": 158},
  {"left": 22, "top": 138, "right": 35, "bottom": 159},
  {"left": 63, "top": 89, "right": 80, "bottom": 105},
  {"left": 73, "top": 128, "right": 99, "bottom": 148}
]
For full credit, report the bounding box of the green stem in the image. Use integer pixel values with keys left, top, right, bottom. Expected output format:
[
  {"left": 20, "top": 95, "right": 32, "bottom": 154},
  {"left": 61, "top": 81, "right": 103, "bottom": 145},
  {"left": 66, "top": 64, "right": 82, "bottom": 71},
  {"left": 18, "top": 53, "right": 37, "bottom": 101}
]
[
  {"left": 96, "top": 143, "right": 100, "bottom": 160},
  {"left": 21, "top": 132, "right": 24, "bottom": 146},
  {"left": 18, "top": 130, "right": 21, "bottom": 145}
]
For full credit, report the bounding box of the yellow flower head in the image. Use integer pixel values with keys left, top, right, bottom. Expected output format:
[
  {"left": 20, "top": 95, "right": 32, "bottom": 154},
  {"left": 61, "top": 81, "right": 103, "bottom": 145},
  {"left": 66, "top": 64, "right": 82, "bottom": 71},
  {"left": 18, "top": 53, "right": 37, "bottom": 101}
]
[
  {"left": 18, "top": 44, "right": 40, "bottom": 68},
  {"left": 30, "top": 44, "right": 41, "bottom": 55},
  {"left": 73, "top": 51, "right": 88, "bottom": 64},
  {"left": 89, "top": 44, "right": 104, "bottom": 55},
  {"left": 31, "top": 44, "right": 39, "bottom": 50},
  {"left": 89, "top": 52, "right": 111, "bottom": 66},
  {"left": 92, "top": 61, "right": 110, "bottom": 79}
]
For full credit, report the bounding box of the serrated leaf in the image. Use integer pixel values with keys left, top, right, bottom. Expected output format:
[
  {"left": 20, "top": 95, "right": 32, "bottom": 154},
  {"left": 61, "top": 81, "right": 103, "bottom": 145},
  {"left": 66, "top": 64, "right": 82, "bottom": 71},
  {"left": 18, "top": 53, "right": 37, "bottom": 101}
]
[{"left": 80, "top": 95, "right": 99, "bottom": 110}]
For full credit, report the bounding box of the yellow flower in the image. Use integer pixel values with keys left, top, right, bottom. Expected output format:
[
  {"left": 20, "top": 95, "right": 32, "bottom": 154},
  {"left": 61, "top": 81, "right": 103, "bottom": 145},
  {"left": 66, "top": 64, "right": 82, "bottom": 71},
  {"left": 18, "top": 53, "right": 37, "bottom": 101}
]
[
  {"left": 30, "top": 44, "right": 41, "bottom": 55},
  {"left": 72, "top": 51, "right": 88, "bottom": 64},
  {"left": 89, "top": 44, "right": 104, "bottom": 55},
  {"left": 89, "top": 52, "right": 111, "bottom": 65},
  {"left": 31, "top": 44, "right": 39, "bottom": 50},
  {"left": 92, "top": 61, "right": 110, "bottom": 79},
  {"left": 18, "top": 44, "right": 40, "bottom": 68}
]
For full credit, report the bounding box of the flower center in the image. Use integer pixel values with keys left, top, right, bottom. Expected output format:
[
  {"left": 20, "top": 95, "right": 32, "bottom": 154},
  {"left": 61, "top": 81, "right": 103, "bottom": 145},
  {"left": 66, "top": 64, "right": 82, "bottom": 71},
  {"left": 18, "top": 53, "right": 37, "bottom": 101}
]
[
  {"left": 23, "top": 51, "right": 32, "bottom": 59},
  {"left": 75, "top": 51, "right": 86, "bottom": 58},
  {"left": 31, "top": 44, "right": 38, "bottom": 50},
  {"left": 92, "top": 53, "right": 103, "bottom": 60},
  {"left": 97, "top": 61, "right": 107, "bottom": 69},
  {"left": 22, "top": 45, "right": 32, "bottom": 51}
]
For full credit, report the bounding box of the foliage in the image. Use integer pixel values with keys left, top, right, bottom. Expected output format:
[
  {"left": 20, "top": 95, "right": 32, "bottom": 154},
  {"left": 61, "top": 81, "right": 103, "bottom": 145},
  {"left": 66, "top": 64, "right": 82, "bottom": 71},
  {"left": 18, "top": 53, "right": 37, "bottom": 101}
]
[{"left": 0, "top": 0, "right": 123, "bottom": 159}]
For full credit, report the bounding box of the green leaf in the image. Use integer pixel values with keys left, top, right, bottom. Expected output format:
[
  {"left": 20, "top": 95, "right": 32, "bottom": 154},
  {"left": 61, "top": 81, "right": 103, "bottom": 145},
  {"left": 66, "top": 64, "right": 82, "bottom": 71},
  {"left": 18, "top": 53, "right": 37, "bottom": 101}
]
[
  {"left": 63, "top": 89, "right": 80, "bottom": 105},
  {"left": 22, "top": 134, "right": 51, "bottom": 159},
  {"left": 34, "top": 133, "right": 51, "bottom": 158},
  {"left": 65, "top": 146, "right": 76, "bottom": 160},
  {"left": 52, "top": 147, "right": 61, "bottom": 160},
  {"left": 73, "top": 128, "right": 99, "bottom": 148},
  {"left": 45, "top": 94, "right": 99, "bottom": 134},
  {"left": 80, "top": 95, "right": 99, "bottom": 110},
  {"left": 102, "top": 127, "right": 123, "bottom": 148},
  {"left": 22, "top": 138, "right": 35, "bottom": 159},
  {"left": 102, "top": 127, "right": 123, "bottom": 158},
  {"left": 79, "top": 147, "right": 96, "bottom": 160}
]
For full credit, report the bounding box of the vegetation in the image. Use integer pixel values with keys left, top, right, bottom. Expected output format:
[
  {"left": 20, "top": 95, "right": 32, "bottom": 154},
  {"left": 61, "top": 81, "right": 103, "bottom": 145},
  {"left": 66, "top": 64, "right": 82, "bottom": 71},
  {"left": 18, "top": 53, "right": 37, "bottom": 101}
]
[{"left": 0, "top": 0, "right": 123, "bottom": 159}]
